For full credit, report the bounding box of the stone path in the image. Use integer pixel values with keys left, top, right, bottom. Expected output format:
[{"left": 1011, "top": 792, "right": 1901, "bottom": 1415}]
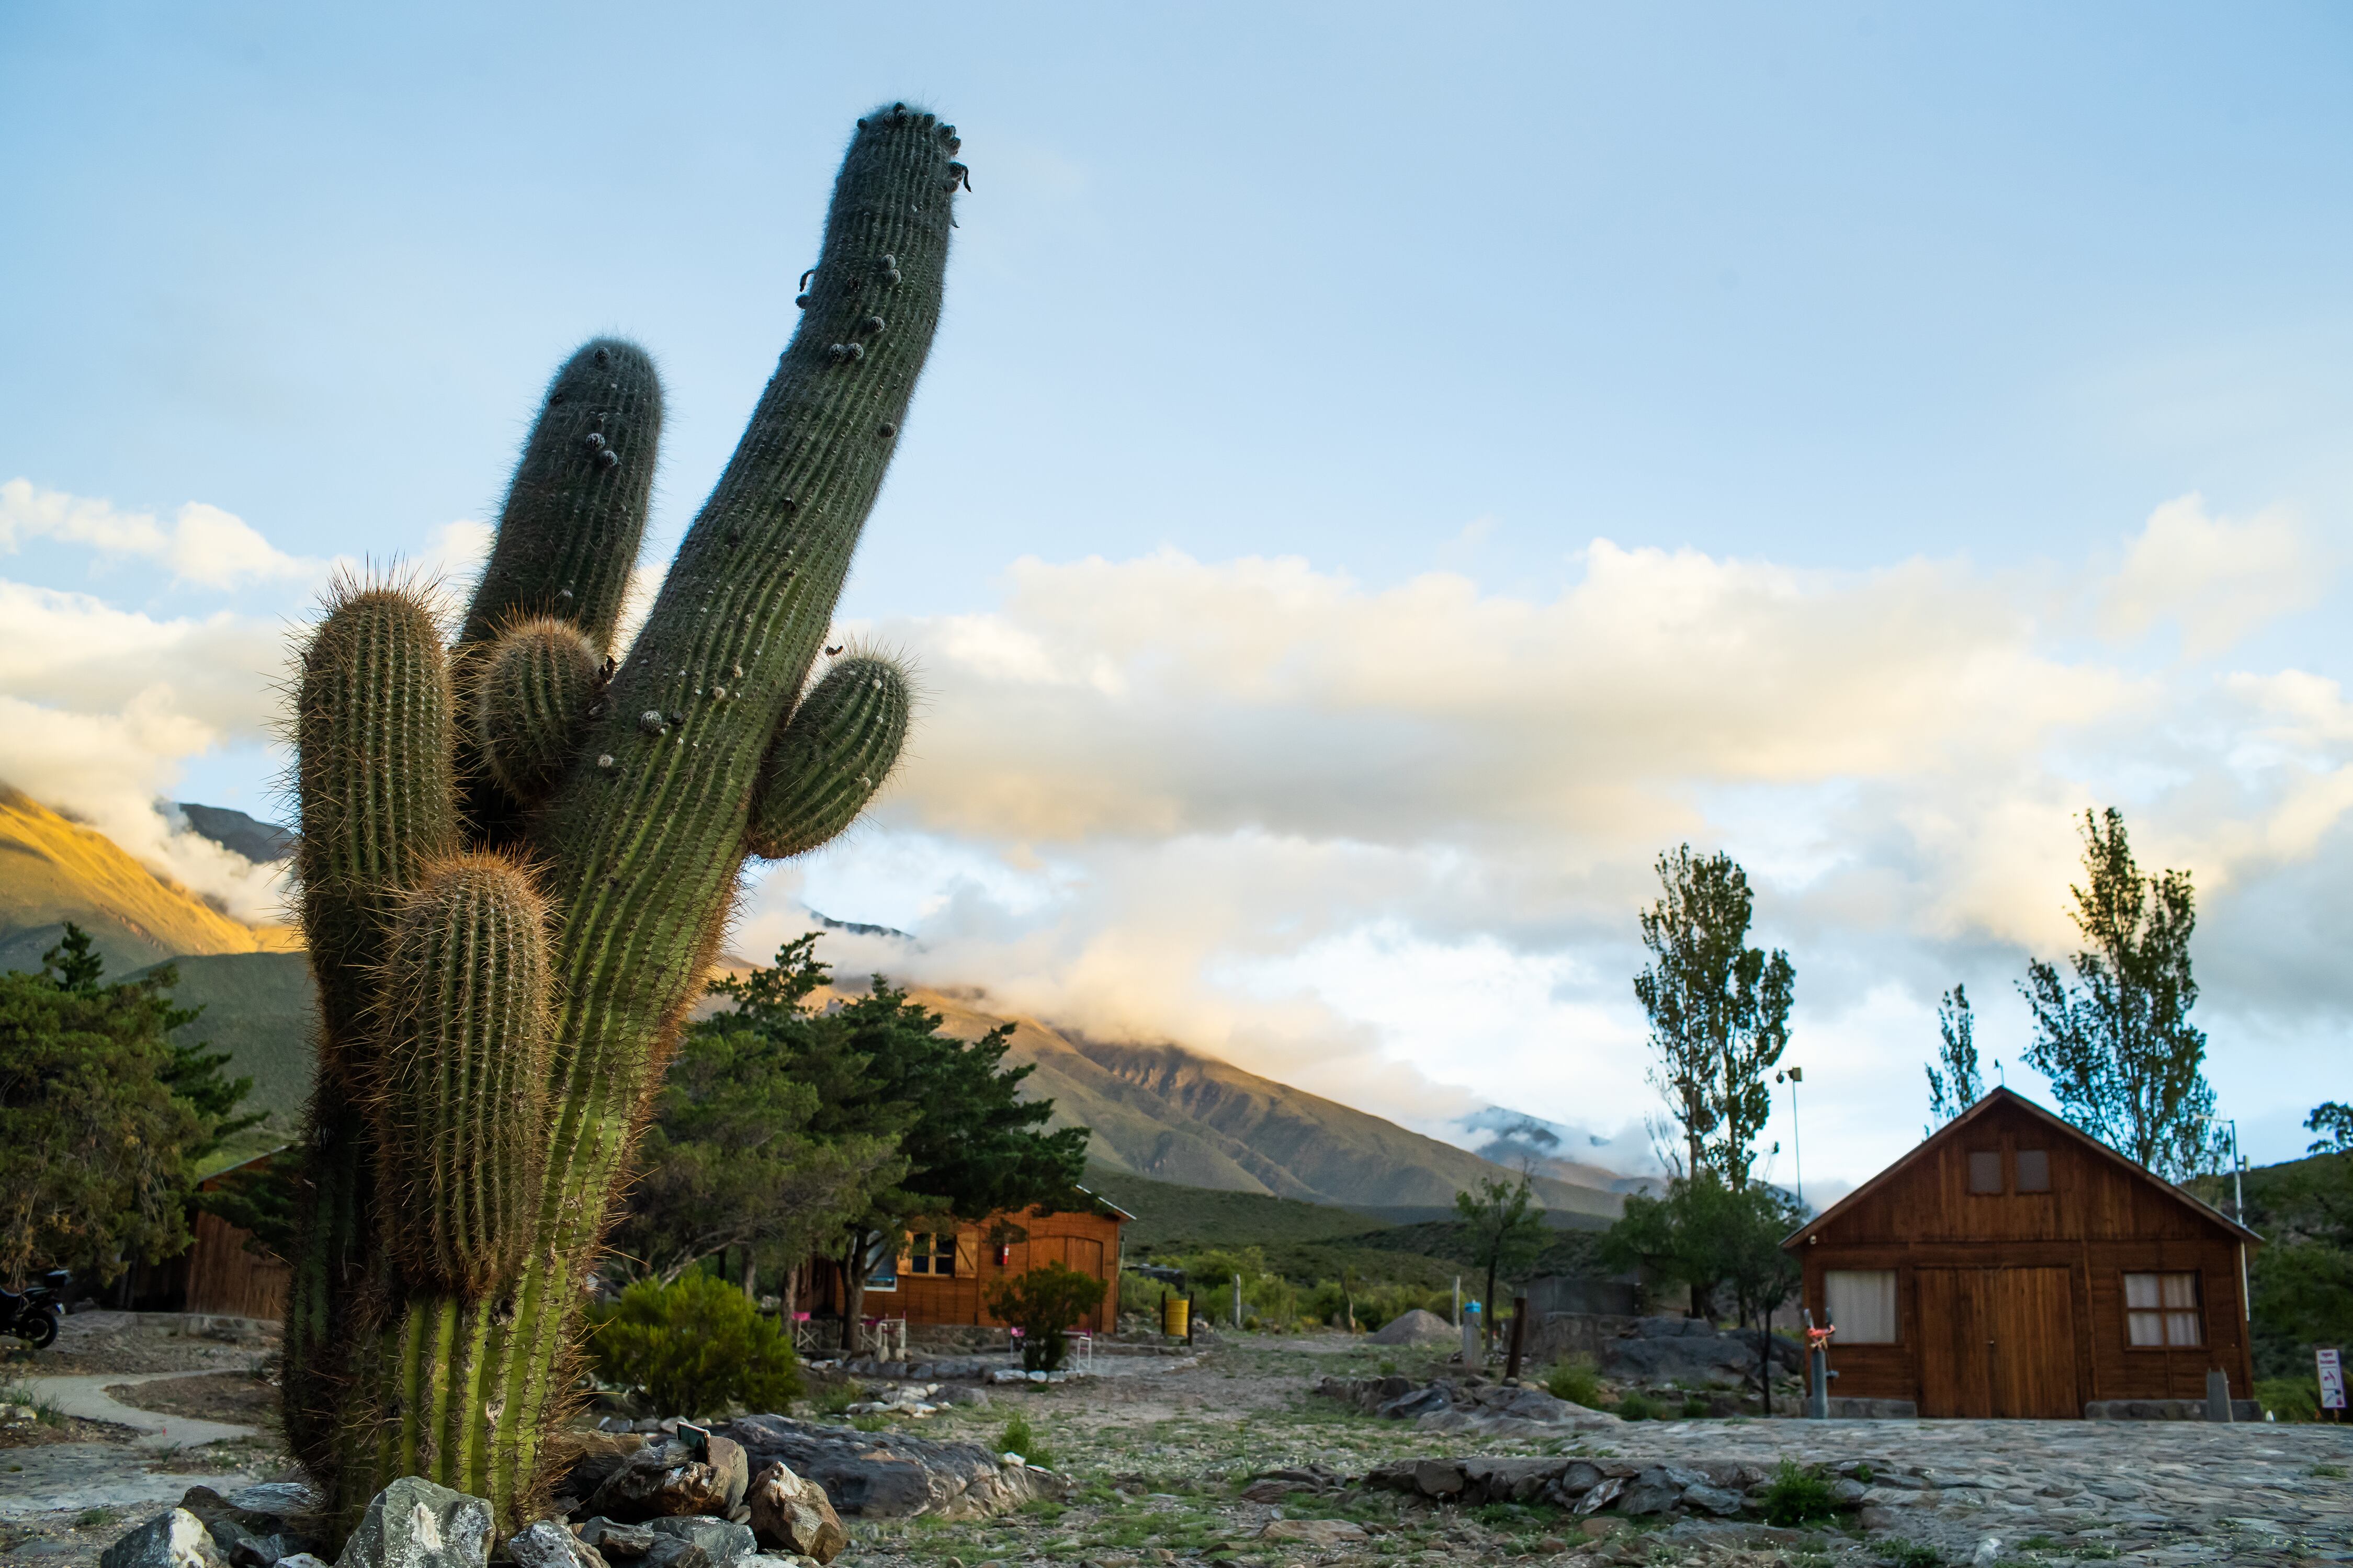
[
  {"left": 14, "top": 1373, "right": 260, "bottom": 1450},
  {"left": 0, "top": 1443, "right": 253, "bottom": 1522}
]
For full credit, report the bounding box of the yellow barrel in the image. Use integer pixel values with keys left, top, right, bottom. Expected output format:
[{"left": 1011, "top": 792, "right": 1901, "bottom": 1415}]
[{"left": 1161, "top": 1295, "right": 1190, "bottom": 1337}]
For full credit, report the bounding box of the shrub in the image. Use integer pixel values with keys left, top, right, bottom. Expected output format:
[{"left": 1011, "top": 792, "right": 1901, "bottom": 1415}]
[
  {"left": 988, "top": 1261, "right": 1107, "bottom": 1372},
  {"left": 1679, "top": 1393, "right": 1711, "bottom": 1419},
  {"left": 1875, "top": 1542, "right": 1940, "bottom": 1568},
  {"left": 1543, "top": 1357, "right": 1603, "bottom": 1408},
  {"left": 1613, "top": 1390, "right": 1657, "bottom": 1422},
  {"left": 1759, "top": 1460, "right": 1837, "bottom": 1527},
  {"left": 588, "top": 1271, "right": 802, "bottom": 1418},
  {"left": 997, "top": 1412, "right": 1050, "bottom": 1467},
  {"left": 2256, "top": 1376, "right": 2320, "bottom": 1423}
]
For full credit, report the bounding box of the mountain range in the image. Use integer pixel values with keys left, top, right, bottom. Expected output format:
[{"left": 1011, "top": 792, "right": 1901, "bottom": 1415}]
[{"left": 0, "top": 788, "right": 1624, "bottom": 1219}]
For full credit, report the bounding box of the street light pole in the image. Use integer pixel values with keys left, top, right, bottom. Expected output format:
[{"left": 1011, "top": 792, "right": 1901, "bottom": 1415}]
[{"left": 1778, "top": 1065, "right": 1805, "bottom": 1208}]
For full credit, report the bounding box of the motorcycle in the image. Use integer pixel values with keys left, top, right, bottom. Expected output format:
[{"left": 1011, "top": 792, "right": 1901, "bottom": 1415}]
[{"left": 1, "top": 1269, "right": 71, "bottom": 1349}]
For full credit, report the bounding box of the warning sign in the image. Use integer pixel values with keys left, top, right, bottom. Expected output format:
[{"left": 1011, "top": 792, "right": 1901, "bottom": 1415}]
[{"left": 2321, "top": 1348, "right": 2346, "bottom": 1411}]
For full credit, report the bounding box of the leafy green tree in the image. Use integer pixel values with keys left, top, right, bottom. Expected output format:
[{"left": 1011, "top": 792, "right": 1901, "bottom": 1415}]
[
  {"left": 1454, "top": 1175, "right": 1546, "bottom": 1348},
  {"left": 988, "top": 1261, "right": 1107, "bottom": 1371},
  {"left": 587, "top": 1271, "right": 803, "bottom": 1418},
  {"left": 1600, "top": 1172, "right": 1804, "bottom": 1404},
  {"left": 1925, "top": 984, "right": 1982, "bottom": 1128},
  {"left": 2305, "top": 1102, "right": 2353, "bottom": 1156},
  {"left": 0, "top": 925, "right": 252, "bottom": 1286},
  {"left": 1634, "top": 846, "right": 1794, "bottom": 1187},
  {"left": 2020, "top": 808, "right": 2219, "bottom": 1179}
]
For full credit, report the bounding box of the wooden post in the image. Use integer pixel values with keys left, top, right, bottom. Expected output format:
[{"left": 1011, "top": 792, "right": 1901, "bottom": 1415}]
[{"left": 1506, "top": 1295, "right": 1529, "bottom": 1381}]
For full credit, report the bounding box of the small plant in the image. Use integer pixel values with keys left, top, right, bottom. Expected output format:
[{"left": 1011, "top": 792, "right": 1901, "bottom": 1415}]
[
  {"left": 988, "top": 1262, "right": 1107, "bottom": 1372},
  {"left": 1853, "top": 1462, "right": 1875, "bottom": 1484},
  {"left": 1679, "top": 1394, "right": 1710, "bottom": 1418},
  {"left": 1875, "top": 1542, "right": 1940, "bottom": 1568},
  {"left": 587, "top": 1271, "right": 802, "bottom": 1418},
  {"left": 2311, "top": 1463, "right": 2349, "bottom": 1480},
  {"left": 75, "top": 1509, "right": 118, "bottom": 1531},
  {"left": 1377, "top": 1358, "right": 1399, "bottom": 1376},
  {"left": 1759, "top": 1460, "right": 1837, "bottom": 1527},
  {"left": 998, "top": 1412, "right": 1050, "bottom": 1468},
  {"left": 1543, "top": 1357, "right": 1604, "bottom": 1408},
  {"left": 1612, "top": 1390, "right": 1658, "bottom": 1422}
]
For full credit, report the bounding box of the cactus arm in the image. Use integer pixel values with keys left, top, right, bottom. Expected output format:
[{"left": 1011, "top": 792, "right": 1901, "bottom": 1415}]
[
  {"left": 459, "top": 339, "right": 664, "bottom": 653},
  {"left": 746, "top": 653, "right": 911, "bottom": 858},
  {"left": 285, "top": 586, "right": 458, "bottom": 1481},
  {"left": 474, "top": 619, "right": 604, "bottom": 808}
]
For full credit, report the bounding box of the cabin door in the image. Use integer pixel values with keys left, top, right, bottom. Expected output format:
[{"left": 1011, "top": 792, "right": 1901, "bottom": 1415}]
[
  {"left": 1060, "top": 1236, "right": 1105, "bottom": 1331},
  {"left": 1916, "top": 1267, "right": 2078, "bottom": 1418}
]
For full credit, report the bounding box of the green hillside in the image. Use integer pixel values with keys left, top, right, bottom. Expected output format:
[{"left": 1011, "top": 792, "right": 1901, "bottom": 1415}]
[{"left": 129, "top": 950, "right": 316, "bottom": 1127}]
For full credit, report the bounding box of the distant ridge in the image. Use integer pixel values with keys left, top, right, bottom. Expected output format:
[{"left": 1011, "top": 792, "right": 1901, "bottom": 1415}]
[{"left": 177, "top": 803, "right": 296, "bottom": 864}]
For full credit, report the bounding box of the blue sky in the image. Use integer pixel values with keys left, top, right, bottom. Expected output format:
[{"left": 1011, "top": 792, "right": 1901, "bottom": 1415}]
[{"left": 5, "top": 3, "right": 2349, "bottom": 1182}]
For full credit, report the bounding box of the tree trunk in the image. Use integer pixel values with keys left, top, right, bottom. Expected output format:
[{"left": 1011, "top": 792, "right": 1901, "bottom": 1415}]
[
  {"left": 1483, "top": 1258, "right": 1499, "bottom": 1357},
  {"left": 741, "top": 1247, "right": 758, "bottom": 1301},
  {"left": 780, "top": 1259, "right": 798, "bottom": 1322},
  {"left": 840, "top": 1231, "right": 869, "bottom": 1353}
]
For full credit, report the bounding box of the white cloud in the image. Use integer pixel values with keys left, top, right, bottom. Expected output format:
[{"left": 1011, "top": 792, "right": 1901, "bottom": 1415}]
[
  {"left": 2102, "top": 493, "right": 2329, "bottom": 657},
  {"left": 0, "top": 478, "right": 319, "bottom": 589}
]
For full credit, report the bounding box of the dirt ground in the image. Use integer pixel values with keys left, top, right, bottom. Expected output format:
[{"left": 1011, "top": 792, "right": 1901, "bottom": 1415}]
[{"left": 99, "top": 1373, "right": 280, "bottom": 1428}]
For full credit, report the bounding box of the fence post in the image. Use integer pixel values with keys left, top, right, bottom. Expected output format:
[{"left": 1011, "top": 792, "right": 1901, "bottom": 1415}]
[{"left": 1505, "top": 1296, "right": 1529, "bottom": 1381}]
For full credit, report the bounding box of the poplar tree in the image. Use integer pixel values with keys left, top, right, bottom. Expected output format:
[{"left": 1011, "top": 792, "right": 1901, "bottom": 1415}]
[
  {"left": 2020, "top": 807, "right": 2219, "bottom": 1179},
  {"left": 1925, "top": 984, "right": 1982, "bottom": 1127}
]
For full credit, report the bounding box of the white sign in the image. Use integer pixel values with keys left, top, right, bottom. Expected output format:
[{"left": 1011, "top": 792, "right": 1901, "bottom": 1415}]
[{"left": 2320, "top": 1348, "right": 2346, "bottom": 1411}]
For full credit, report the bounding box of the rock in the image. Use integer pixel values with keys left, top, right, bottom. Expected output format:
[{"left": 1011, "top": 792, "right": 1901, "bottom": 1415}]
[
  {"left": 724, "top": 1414, "right": 1062, "bottom": 1521},
  {"left": 506, "top": 1523, "right": 606, "bottom": 1568},
  {"left": 644, "top": 1518, "right": 753, "bottom": 1568},
  {"left": 277, "top": 1558, "right": 330, "bottom": 1568},
  {"left": 1237, "top": 1480, "right": 1294, "bottom": 1504},
  {"left": 1410, "top": 1460, "right": 1465, "bottom": 1498},
  {"left": 1576, "top": 1477, "right": 1627, "bottom": 1516},
  {"left": 585, "top": 1431, "right": 750, "bottom": 1523},
  {"left": 1375, "top": 1385, "right": 1451, "bottom": 1421},
  {"left": 1616, "top": 1482, "right": 1682, "bottom": 1517},
  {"left": 573, "top": 1521, "right": 655, "bottom": 1559},
  {"left": 1682, "top": 1484, "right": 1745, "bottom": 1517},
  {"left": 1256, "top": 1521, "right": 1366, "bottom": 1547},
  {"left": 104, "top": 1510, "right": 229, "bottom": 1568},
  {"left": 333, "top": 1479, "right": 492, "bottom": 1568},
  {"left": 1366, "top": 1309, "right": 1456, "bottom": 1346},
  {"left": 743, "top": 1463, "right": 845, "bottom": 1565},
  {"left": 178, "top": 1487, "right": 320, "bottom": 1561}
]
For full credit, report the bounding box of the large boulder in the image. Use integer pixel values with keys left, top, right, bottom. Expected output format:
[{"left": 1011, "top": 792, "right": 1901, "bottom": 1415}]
[
  {"left": 333, "top": 1479, "right": 492, "bottom": 1568},
  {"left": 585, "top": 1428, "right": 751, "bottom": 1523},
  {"left": 744, "top": 1464, "right": 846, "bottom": 1564},
  {"left": 104, "top": 1511, "right": 229, "bottom": 1568},
  {"left": 504, "top": 1522, "right": 607, "bottom": 1568},
  {"left": 722, "top": 1414, "right": 1064, "bottom": 1521},
  {"left": 1367, "top": 1309, "right": 1456, "bottom": 1347}
]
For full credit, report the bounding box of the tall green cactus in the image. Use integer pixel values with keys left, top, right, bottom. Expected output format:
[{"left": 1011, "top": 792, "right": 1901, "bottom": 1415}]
[{"left": 282, "top": 103, "right": 958, "bottom": 1534}]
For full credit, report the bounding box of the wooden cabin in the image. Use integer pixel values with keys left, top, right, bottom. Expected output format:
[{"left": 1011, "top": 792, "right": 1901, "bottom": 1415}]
[
  {"left": 110, "top": 1146, "right": 292, "bottom": 1319},
  {"left": 805, "top": 1194, "right": 1130, "bottom": 1336},
  {"left": 1784, "top": 1087, "right": 2259, "bottom": 1418}
]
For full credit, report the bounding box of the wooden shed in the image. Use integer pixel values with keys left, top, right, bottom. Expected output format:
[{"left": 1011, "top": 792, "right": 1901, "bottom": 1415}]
[
  {"left": 806, "top": 1194, "right": 1130, "bottom": 1336},
  {"left": 1784, "top": 1087, "right": 2259, "bottom": 1418}
]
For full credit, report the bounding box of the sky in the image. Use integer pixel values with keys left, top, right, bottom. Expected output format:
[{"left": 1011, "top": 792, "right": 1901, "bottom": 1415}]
[{"left": 4, "top": 3, "right": 2350, "bottom": 1189}]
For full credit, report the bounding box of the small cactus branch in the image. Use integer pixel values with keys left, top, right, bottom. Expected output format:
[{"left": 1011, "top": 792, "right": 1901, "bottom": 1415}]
[
  {"left": 746, "top": 654, "right": 911, "bottom": 859},
  {"left": 460, "top": 339, "right": 663, "bottom": 654},
  {"left": 476, "top": 618, "right": 603, "bottom": 808},
  {"left": 370, "top": 854, "right": 553, "bottom": 1299}
]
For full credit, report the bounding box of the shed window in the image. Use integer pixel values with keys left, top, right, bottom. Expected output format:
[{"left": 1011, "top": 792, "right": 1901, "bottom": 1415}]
[
  {"left": 2124, "top": 1272, "right": 2200, "bottom": 1347},
  {"left": 1968, "top": 1150, "right": 2004, "bottom": 1194},
  {"left": 907, "top": 1232, "right": 958, "bottom": 1277},
  {"left": 2015, "top": 1149, "right": 2050, "bottom": 1192},
  {"left": 1825, "top": 1270, "right": 1899, "bottom": 1344}
]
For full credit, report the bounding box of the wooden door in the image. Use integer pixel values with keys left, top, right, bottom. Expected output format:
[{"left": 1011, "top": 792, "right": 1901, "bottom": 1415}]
[
  {"left": 1062, "top": 1236, "right": 1105, "bottom": 1330},
  {"left": 1916, "top": 1268, "right": 2077, "bottom": 1418}
]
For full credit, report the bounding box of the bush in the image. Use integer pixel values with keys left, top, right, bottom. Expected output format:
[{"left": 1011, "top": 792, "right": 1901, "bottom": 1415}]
[
  {"left": 1759, "top": 1460, "right": 1836, "bottom": 1527},
  {"left": 2256, "top": 1376, "right": 2321, "bottom": 1423},
  {"left": 988, "top": 1261, "right": 1107, "bottom": 1371},
  {"left": 1543, "top": 1357, "right": 1603, "bottom": 1408},
  {"left": 589, "top": 1271, "right": 802, "bottom": 1418},
  {"left": 997, "top": 1412, "right": 1050, "bottom": 1467},
  {"left": 1613, "top": 1390, "right": 1658, "bottom": 1422},
  {"left": 1679, "top": 1393, "right": 1711, "bottom": 1419}
]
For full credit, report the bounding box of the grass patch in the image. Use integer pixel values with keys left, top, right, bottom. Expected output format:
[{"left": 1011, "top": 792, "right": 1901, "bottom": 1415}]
[
  {"left": 2310, "top": 1462, "right": 2348, "bottom": 1480},
  {"left": 999, "top": 1412, "right": 1051, "bottom": 1468},
  {"left": 1874, "top": 1542, "right": 1940, "bottom": 1568},
  {"left": 1612, "top": 1390, "right": 1659, "bottom": 1422},
  {"left": 1759, "top": 1460, "right": 1838, "bottom": 1527},
  {"left": 0, "top": 1380, "right": 62, "bottom": 1427},
  {"left": 1542, "top": 1357, "right": 1603, "bottom": 1407}
]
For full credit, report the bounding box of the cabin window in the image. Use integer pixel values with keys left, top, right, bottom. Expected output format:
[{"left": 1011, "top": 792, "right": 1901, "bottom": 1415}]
[
  {"left": 1825, "top": 1270, "right": 1899, "bottom": 1343},
  {"left": 2015, "top": 1149, "right": 2050, "bottom": 1192},
  {"left": 907, "top": 1232, "right": 958, "bottom": 1277},
  {"left": 2124, "top": 1272, "right": 2200, "bottom": 1347},
  {"left": 863, "top": 1235, "right": 899, "bottom": 1291},
  {"left": 1968, "top": 1150, "right": 2004, "bottom": 1194}
]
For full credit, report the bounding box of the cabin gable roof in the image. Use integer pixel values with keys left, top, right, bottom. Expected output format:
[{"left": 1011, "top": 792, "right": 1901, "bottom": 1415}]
[{"left": 1782, "top": 1086, "right": 2258, "bottom": 1250}]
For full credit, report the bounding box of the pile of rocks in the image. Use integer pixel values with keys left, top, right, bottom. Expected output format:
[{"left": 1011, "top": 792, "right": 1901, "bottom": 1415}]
[
  {"left": 1315, "top": 1373, "right": 1621, "bottom": 1436},
  {"left": 721, "top": 1414, "right": 1064, "bottom": 1521},
  {"left": 100, "top": 1481, "right": 326, "bottom": 1568},
  {"left": 1359, "top": 1455, "right": 1853, "bottom": 1522},
  {"left": 822, "top": 1356, "right": 996, "bottom": 1381},
  {"left": 1524, "top": 1313, "right": 1800, "bottom": 1393}
]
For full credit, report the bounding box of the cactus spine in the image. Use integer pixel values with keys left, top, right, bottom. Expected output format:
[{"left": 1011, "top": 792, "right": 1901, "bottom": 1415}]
[{"left": 284, "top": 104, "right": 955, "bottom": 1534}]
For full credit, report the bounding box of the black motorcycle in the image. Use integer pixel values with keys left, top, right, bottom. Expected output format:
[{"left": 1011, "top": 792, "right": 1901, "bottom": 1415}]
[{"left": 1, "top": 1269, "right": 70, "bottom": 1349}]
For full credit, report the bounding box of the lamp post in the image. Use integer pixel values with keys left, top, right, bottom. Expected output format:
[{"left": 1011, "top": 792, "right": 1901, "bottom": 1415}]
[{"left": 1777, "top": 1065, "right": 1805, "bottom": 1208}]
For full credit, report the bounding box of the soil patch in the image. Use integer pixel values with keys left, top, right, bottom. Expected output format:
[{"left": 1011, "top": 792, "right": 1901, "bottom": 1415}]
[
  {"left": 101, "top": 1374, "right": 278, "bottom": 1429},
  {"left": 0, "top": 1414, "right": 142, "bottom": 1449}
]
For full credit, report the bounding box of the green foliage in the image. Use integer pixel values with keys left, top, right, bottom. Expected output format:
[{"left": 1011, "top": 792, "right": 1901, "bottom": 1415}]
[
  {"left": 1679, "top": 1393, "right": 1711, "bottom": 1417},
  {"left": 2307, "top": 1102, "right": 2353, "bottom": 1155},
  {"left": 610, "top": 936, "right": 903, "bottom": 1287},
  {"left": 588, "top": 1271, "right": 803, "bottom": 1418},
  {"left": 996, "top": 1412, "right": 1049, "bottom": 1468},
  {"left": 0, "top": 926, "right": 253, "bottom": 1286},
  {"left": 1925, "top": 985, "right": 1981, "bottom": 1127},
  {"left": 989, "top": 1262, "right": 1107, "bottom": 1371},
  {"left": 2254, "top": 1376, "right": 2318, "bottom": 1423},
  {"left": 2192, "top": 1148, "right": 2353, "bottom": 1381},
  {"left": 1633, "top": 845, "right": 1793, "bottom": 1186},
  {"left": 2020, "top": 806, "right": 2219, "bottom": 1179},
  {"left": 1454, "top": 1176, "right": 1546, "bottom": 1339},
  {"left": 193, "top": 1155, "right": 300, "bottom": 1261},
  {"left": 1612, "top": 1390, "right": 1658, "bottom": 1421},
  {"left": 1758, "top": 1461, "right": 1836, "bottom": 1527},
  {"left": 1875, "top": 1541, "right": 1942, "bottom": 1568},
  {"left": 1543, "top": 1357, "right": 1603, "bottom": 1407},
  {"left": 1601, "top": 1171, "right": 1804, "bottom": 1396}
]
